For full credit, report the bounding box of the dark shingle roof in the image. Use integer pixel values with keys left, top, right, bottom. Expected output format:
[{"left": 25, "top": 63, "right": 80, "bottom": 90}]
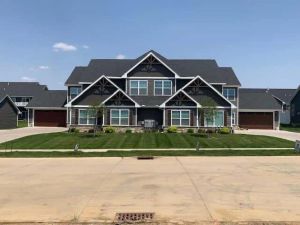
[
  {"left": 239, "top": 88, "right": 282, "bottom": 110},
  {"left": 65, "top": 51, "right": 241, "bottom": 86},
  {"left": 0, "top": 82, "right": 48, "bottom": 97},
  {"left": 268, "top": 88, "right": 297, "bottom": 104},
  {"left": 26, "top": 90, "right": 67, "bottom": 108},
  {"left": 131, "top": 96, "right": 169, "bottom": 107}
]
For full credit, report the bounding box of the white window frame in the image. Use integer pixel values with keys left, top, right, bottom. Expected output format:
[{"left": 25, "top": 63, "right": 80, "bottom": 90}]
[
  {"left": 129, "top": 80, "right": 148, "bottom": 96},
  {"left": 70, "top": 86, "right": 81, "bottom": 99},
  {"left": 223, "top": 88, "right": 236, "bottom": 101},
  {"left": 78, "top": 109, "right": 96, "bottom": 125},
  {"left": 232, "top": 112, "right": 236, "bottom": 125},
  {"left": 204, "top": 110, "right": 224, "bottom": 127},
  {"left": 110, "top": 109, "right": 130, "bottom": 126},
  {"left": 171, "top": 110, "right": 190, "bottom": 127},
  {"left": 154, "top": 80, "right": 172, "bottom": 96}
]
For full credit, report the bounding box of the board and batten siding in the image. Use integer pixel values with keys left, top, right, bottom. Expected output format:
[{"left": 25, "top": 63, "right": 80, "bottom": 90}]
[{"left": 0, "top": 98, "right": 18, "bottom": 129}]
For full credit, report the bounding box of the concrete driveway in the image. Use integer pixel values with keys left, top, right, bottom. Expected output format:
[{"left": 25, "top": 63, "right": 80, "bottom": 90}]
[
  {"left": 0, "top": 127, "right": 67, "bottom": 144},
  {"left": 0, "top": 157, "right": 300, "bottom": 224},
  {"left": 235, "top": 129, "right": 300, "bottom": 142}
]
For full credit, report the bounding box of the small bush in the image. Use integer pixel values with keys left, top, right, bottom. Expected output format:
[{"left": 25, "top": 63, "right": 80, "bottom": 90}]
[
  {"left": 104, "top": 126, "right": 115, "bottom": 133},
  {"left": 198, "top": 128, "right": 206, "bottom": 133},
  {"left": 125, "top": 129, "right": 132, "bottom": 133},
  {"left": 206, "top": 128, "right": 215, "bottom": 134},
  {"left": 187, "top": 128, "right": 194, "bottom": 133},
  {"left": 88, "top": 129, "right": 95, "bottom": 134},
  {"left": 69, "top": 128, "right": 79, "bottom": 133},
  {"left": 219, "top": 127, "right": 231, "bottom": 134},
  {"left": 167, "top": 126, "right": 177, "bottom": 133}
]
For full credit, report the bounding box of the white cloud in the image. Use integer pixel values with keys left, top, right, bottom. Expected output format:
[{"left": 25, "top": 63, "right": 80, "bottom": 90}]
[
  {"left": 21, "top": 76, "right": 36, "bottom": 82},
  {"left": 82, "top": 45, "right": 89, "bottom": 49},
  {"left": 116, "top": 54, "right": 126, "bottom": 59},
  {"left": 53, "top": 42, "right": 77, "bottom": 52},
  {"left": 38, "top": 65, "right": 49, "bottom": 70}
]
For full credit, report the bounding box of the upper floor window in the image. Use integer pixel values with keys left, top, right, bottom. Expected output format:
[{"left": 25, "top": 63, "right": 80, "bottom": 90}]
[
  {"left": 154, "top": 80, "right": 172, "bottom": 96},
  {"left": 130, "top": 80, "right": 148, "bottom": 96},
  {"left": 223, "top": 88, "right": 236, "bottom": 101},
  {"left": 70, "top": 87, "right": 81, "bottom": 99}
]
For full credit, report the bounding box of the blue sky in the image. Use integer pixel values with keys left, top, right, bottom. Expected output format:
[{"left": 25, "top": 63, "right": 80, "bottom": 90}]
[{"left": 0, "top": 0, "right": 299, "bottom": 89}]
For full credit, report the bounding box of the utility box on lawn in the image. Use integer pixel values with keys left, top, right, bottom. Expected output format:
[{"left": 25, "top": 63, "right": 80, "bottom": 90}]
[{"left": 295, "top": 140, "right": 300, "bottom": 153}]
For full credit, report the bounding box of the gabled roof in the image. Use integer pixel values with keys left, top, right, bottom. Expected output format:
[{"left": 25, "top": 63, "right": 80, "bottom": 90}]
[
  {"left": 0, "top": 93, "right": 21, "bottom": 114},
  {"left": 65, "top": 50, "right": 241, "bottom": 86},
  {"left": 239, "top": 88, "right": 282, "bottom": 110},
  {"left": 0, "top": 82, "right": 48, "bottom": 96},
  {"left": 66, "top": 75, "right": 140, "bottom": 107},
  {"left": 26, "top": 90, "right": 67, "bottom": 108},
  {"left": 267, "top": 88, "right": 297, "bottom": 104},
  {"left": 290, "top": 85, "right": 300, "bottom": 103}
]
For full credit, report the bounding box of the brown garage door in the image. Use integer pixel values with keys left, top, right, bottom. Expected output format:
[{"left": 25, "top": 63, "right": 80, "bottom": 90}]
[
  {"left": 35, "top": 110, "right": 66, "bottom": 127},
  {"left": 239, "top": 112, "right": 273, "bottom": 129}
]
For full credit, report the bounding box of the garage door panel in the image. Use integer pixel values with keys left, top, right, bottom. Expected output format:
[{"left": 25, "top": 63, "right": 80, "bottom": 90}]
[
  {"left": 35, "top": 110, "right": 66, "bottom": 127},
  {"left": 239, "top": 112, "right": 273, "bottom": 129}
]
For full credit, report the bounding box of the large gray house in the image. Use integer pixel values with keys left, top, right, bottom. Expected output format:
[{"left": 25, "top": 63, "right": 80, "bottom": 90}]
[{"left": 64, "top": 50, "right": 294, "bottom": 130}]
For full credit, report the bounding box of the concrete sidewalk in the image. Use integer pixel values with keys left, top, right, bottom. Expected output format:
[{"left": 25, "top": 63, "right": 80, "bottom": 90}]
[
  {"left": 235, "top": 129, "right": 300, "bottom": 142},
  {"left": 0, "top": 127, "right": 67, "bottom": 144}
]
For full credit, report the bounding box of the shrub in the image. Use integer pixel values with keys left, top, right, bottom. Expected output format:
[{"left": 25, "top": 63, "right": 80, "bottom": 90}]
[
  {"left": 125, "top": 129, "right": 132, "bottom": 133},
  {"left": 88, "top": 129, "right": 95, "bottom": 134},
  {"left": 187, "top": 128, "right": 194, "bottom": 133},
  {"left": 104, "top": 126, "right": 115, "bottom": 133},
  {"left": 198, "top": 128, "right": 206, "bottom": 133},
  {"left": 206, "top": 128, "right": 215, "bottom": 134},
  {"left": 69, "top": 128, "right": 79, "bottom": 133},
  {"left": 219, "top": 127, "right": 231, "bottom": 134},
  {"left": 167, "top": 126, "right": 177, "bottom": 133}
]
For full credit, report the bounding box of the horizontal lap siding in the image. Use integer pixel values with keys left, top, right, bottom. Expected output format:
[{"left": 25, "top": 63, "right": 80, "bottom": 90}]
[{"left": 0, "top": 100, "right": 18, "bottom": 129}]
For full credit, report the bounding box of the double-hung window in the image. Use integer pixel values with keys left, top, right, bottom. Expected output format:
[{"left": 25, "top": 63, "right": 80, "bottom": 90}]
[
  {"left": 204, "top": 110, "right": 224, "bottom": 127},
  {"left": 223, "top": 88, "right": 236, "bottom": 101},
  {"left": 171, "top": 110, "right": 190, "bottom": 126},
  {"left": 154, "top": 80, "right": 172, "bottom": 96},
  {"left": 130, "top": 80, "right": 148, "bottom": 95},
  {"left": 79, "top": 109, "right": 96, "bottom": 125},
  {"left": 111, "top": 109, "right": 129, "bottom": 126},
  {"left": 70, "top": 87, "right": 81, "bottom": 99}
]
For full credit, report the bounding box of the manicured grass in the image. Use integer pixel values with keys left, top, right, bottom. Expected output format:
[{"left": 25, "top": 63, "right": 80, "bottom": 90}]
[
  {"left": 0, "top": 132, "right": 294, "bottom": 149},
  {"left": 0, "top": 149, "right": 298, "bottom": 157},
  {"left": 17, "top": 120, "right": 27, "bottom": 128},
  {"left": 280, "top": 124, "right": 300, "bottom": 133}
]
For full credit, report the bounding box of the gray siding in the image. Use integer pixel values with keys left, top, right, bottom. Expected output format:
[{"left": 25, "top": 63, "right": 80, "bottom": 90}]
[
  {"left": 128, "top": 64, "right": 175, "bottom": 78},
  {"left": 0, "top": 99, "right": 18, "bottom": 129},
  {"left": 291, "top": 91, "right": 300, "bottom": 124}
]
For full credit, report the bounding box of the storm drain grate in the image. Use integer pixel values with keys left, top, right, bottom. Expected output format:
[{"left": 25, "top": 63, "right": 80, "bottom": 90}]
[{"left": 114, "top": 212, "right": 155, "bottom": 223}]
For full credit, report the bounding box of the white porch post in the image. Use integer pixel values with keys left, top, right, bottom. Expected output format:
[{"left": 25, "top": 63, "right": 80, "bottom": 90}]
[
  {"left": 135, "top": 108, "right": 138, "bottom": 126},
  {"left": 32, "top": 109, "right": 35, "bottom": 127},
  {"left": 163, "top": 109, "right": 165, "bottom": 127},
  {"left": 196, "top": 108, "right": 199, "bottom": 128}
]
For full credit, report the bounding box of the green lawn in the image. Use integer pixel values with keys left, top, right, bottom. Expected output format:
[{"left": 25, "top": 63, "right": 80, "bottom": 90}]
[
  {"left": 280, "top": 124, "right": 300, "bottom": 133},
  {"left": 0, "top": 132, "right": 294, "bottom": 149},
  {"left": 17, "top": 120, "right": 28, "bottom": 128},
  {"left": 0, "top": 149, "right": 298, "bottom": 157}
]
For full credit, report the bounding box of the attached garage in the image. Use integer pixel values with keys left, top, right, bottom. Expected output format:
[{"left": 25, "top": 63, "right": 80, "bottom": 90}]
[
  {"left": 26, "top": 90, "right": 67, "bottom": 127},
  {"left": 239, "top": 89, "right": 282, "bottom": 130},
  {"left": 239, "top": 112, "right": 273, "bottom": 129},
  {"left": 35, "top": 110, "right": 66, "bottom": 127}
]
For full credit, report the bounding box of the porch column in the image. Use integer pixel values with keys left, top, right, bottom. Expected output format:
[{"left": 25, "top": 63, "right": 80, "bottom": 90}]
[
  {"left": 135, "top": 108, "right": 138, "bottom": 126},
  {"left": 196, "top": 108, "right": 199, "bottom": 128},
  {"left": 163, "top": 109, "right": 165, "bottom": 127}
]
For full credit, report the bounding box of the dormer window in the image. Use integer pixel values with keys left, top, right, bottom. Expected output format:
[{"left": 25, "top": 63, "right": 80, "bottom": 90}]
[
  {"left": 130, "top": 80, "right": 148, "bottom": 96},
  {"left": 223, "top": 88, "right": 236, "bottom": 101},
  {"left": 154, "top": 80, "right": 172, "bottom": 96}
]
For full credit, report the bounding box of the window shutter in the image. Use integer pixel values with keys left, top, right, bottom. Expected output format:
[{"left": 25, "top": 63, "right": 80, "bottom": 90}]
[
  {"left": 200, "top": 111, "right": 204, "bottom": 126},
  {"left": 190, "top": 110, "right": 194, "bottom": 126},
  {"left": 224, "top": 110, "right": 227, "bottom": 126},
  {"left": 106, "top": 109, "right": 110, "bottom": 125},
  {"left": 129, "top": 109, "right": 133, "bottom": 125},
  {"left": 75, "top": 109, "right": 78, "bottom": 125},
  {"left": 167, "top": 110, "right": 171, "bottom": 126}
]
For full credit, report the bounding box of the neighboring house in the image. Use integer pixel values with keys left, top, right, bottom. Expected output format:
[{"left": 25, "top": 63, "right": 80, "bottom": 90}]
[
  {"left": 26, "top": 90, "right": 67, "bottom": 127},
  {"left": 0, "top": 82, "right": 48, "bottom": 120},
  {"left": 267, "top": 88, "right": 297, "bottom": 124},
  {"left": 65, "top": 50, "right": 241, "bottom": 130},
  {"left": 290, "top": 86, "right": 300, "bottom": 125},
  {"left": 239, "top": 89, "right": 282, "bottom": 129},
  {"left": 0, "top": 93, "right": 20, "bottom": 129}
]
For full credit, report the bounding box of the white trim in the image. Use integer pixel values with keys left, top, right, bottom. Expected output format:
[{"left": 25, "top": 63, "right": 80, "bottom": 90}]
[
  {"left": 121, "top": 52, "right": 179, "bottom": 78},
  {"left": 232, "top": 111, "right": 236, "bottom": 125},
  {"left": 129, "top": 80, "right": 148, "bottom": 96},
  {"left": 0, "top": 95, "right": 21, "bottom": 114},
  {"left": 196, "top": 108, "right": 199, "bottom": 128},
  {"left": 171, "top": 109, "right": 190, "bottom": 127},
  {"left": 154, "top": 80, "right": 172, "bottom": 96},
  {"left": 159, "top": 75, "right": 236, "bottom": 108},
  {"left": 126, "top": 77, "right": 176, "bottom": 80},
  {"left": 163, "top": 108, "right": 165, "bottom": 127},
  {"left": 110, "top": 109, "right": 130, "bottom": 126},
  {"left": 33, "top": 109, "right": 35, "bottom": 127},
  {"left": 65, "top": 75, "right": 140, "bottom": 107},
  {"left": 135, "top": 108, "right": 138, "bottom": 125},
  {"left": 78, "top": 109, "right": 96, "bottom": 125},
  {"left": 160, "top": 90, "right": 201, "bottom": 108}
]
